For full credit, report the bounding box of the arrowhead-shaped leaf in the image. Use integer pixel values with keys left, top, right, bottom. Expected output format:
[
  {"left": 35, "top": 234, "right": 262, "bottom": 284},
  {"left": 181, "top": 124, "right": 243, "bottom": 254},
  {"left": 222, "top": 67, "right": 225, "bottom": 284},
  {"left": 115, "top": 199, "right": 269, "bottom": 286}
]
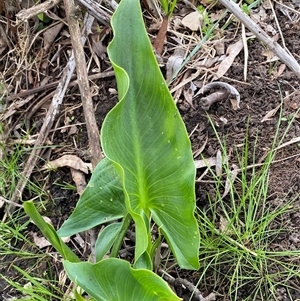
[
  {"left": 57, "top": 158, "right": 126, "bottom": 237},
  {"left": 102, "top": 0, "right": 200, "bottom": 269},
  {"left": 64, "top": 259, "right": 181, "bottom": 301}
]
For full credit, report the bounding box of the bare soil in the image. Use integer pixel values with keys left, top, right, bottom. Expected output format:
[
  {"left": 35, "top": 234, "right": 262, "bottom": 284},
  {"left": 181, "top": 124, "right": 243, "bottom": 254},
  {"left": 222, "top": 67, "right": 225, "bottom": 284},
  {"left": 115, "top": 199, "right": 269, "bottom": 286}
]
[{"left": 0, "top": 1, "right": 300, "bottom": 300}]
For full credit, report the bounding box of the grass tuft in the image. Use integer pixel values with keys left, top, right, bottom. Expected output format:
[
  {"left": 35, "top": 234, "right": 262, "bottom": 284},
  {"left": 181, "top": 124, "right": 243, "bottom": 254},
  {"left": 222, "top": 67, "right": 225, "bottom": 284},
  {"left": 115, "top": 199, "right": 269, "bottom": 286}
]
[{"left": 194, "top": 107, "right": 300, "bottom": 300}]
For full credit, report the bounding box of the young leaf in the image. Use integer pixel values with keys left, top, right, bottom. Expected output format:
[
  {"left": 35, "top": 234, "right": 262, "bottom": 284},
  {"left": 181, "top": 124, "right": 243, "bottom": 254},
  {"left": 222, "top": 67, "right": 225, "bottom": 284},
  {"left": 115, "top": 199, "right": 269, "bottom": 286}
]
[
  {"left": 64, "top": 259, "right": 181, "bottom": 301},
  {"left": 57, "top": 158, "right": 127, "bottom": 237},
  {"left": 24, "top": 201, "right": 80, "bottom": 263},
  {"left": 94, "top": 222, "right": 123, "bottom": 261},
  {"left": 102, "top": 0, "right": 200, "bottom": 269}
]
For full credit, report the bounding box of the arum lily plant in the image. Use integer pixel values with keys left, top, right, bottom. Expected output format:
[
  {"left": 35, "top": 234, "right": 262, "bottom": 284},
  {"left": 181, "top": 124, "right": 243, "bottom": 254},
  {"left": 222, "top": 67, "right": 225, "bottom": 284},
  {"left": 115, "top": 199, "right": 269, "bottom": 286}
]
[{"left": 24, "top": 0, "right": 200, "bottom": 298}]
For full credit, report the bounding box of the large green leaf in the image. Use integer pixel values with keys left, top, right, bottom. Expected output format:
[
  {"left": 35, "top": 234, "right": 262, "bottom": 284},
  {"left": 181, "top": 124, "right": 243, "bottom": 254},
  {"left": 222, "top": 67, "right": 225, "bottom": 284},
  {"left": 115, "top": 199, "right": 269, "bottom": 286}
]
[
  {"left": 57, "top": 158, "right": 126, "bottom": 237},
  {"left": 64, "top": 259, "right": 181, "bottom": 301},
  {"left": 102, "top": 0, "right": 200, "bottom": 269}
]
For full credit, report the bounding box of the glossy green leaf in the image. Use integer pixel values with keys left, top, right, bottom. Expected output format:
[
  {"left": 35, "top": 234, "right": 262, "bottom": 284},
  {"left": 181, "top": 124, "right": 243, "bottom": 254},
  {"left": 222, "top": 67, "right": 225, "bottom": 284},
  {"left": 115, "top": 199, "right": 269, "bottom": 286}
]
[
  {"left": 102, "top": 0, "right": 200, "bottom": 269},
  {"left": 24, "top": 201, "right": 80, "bottom": 263},
  {"left": 57, "top": 158, "right": 126, "bottom": 237},
  {"left": 95, "top": 222, "right": 122, "bottom": 261},
  {"left": 64, "top": 259, "right": 181, "bottom": 301},
  {"left": 37, "top": 13, "right": 51, "bottom": 23}
]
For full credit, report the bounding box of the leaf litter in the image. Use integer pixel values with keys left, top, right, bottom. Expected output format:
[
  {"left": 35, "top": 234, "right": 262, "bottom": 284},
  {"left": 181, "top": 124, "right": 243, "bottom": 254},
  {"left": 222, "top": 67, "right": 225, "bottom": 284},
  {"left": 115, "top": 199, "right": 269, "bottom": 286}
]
[{"left": 1, "top": 0, "right": 300, "bottom": 300}]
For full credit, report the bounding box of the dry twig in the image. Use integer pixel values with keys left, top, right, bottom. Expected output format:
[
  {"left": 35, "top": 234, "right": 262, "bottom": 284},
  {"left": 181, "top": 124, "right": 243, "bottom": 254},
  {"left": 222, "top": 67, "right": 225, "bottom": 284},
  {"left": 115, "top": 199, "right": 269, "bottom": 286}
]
[
  {"left": 194, "top": 81, "right": 240, "bottom": 110},
  {"left": 218, "top": 0, "right": 300, "bottom": 78},
  {"left": 3, "top": 14, "right": 95, "bottom": 220},
  {"left": 78, "top": 0, "right": 114, "bottom": 25},
  {"left": 5, "top": 71, "right": 114, "bottom": 102},
  {"left": 64, "top": 0, "right": 102, "bottom": 168},
  {"left": 64, "top": 0, "right": 104, "bottom": 263},
  {"left": 16, "top": 0, "right": 62, "bottom": 22},
  {"left": 158, "top": 268, "right": 209, "bottom": 301}
]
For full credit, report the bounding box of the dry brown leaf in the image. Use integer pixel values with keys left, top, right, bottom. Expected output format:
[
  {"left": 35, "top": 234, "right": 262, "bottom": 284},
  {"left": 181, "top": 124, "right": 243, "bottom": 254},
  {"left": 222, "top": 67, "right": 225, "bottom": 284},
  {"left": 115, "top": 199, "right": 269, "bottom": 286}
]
[
  {"left": 181, "top": 11, "right": 203, "bottom": 31},
  {"left": 30, "top": 215, "right": 70, "bottom": 249},
  {"left": 193, "top": 134, "right": 208, "bottom": 158},
  {"left": 194, "top": 157, "right": 216, "bottom": 169},
  {"left": 183, "top": 88, "right": 194, "bottom": 108},
  {"left": 195, "top": 56, "right": 221, "bottom": 68},
  {"left": 0, "top": 21, "right": 12, "bottom": 56},
  {"left": 215, "top": 150, "right": 223, "bottom": 176},
  {"left": 205, "top": 292, "right": 217, "bottom": 301},
  {"left": 250, "top": 5, "right": 267, "bottom": 23},
  {"left": 31, "top": 231, "right": 70, "bottom": 249},
  {"left": 41, "top": 155, "right": 92, "bottom": 174},
  {"left": 1, "top": 96, "right": 35, "bottom": 121},
  {"left": 74, "top": 233, "right": 85, "bottom": 248},
  {"left": 215, "top": 41, "right": 225, "bottom": 55},
  {"left": 71, "top": 167, "right": 87, "bottom": 195},
  {"left": 43, "top": 23, "right": 64, "bottom": 52},
  {"left": 210, "top": 9, "right": 227, "bottom": 22},
  {"left": 0, "top": 35, "right": 8, "bottom": 56},
  {"left": 287, "top": 92, "right": 300, "bottom": 110},
  {"left": 262, "top": 48, "right": 279, "bottom": 62},
  {"left": 69, "top": 125, "right": 78, "bottom": 135},
  {"left": 0, "top": 2, "right": 4, "bottom": 14},
  {"left": 91, "top": 38, "right": 107, "bottom": 60},
  {"left": 261, "top": 104, "right": 281, "bottom": 122},
  {"left": 261, "top": 49, "right": 274, "bottom": 60},
  {"left": 222, "top": 164, "right": 238, "bottom": 199},
  {"left": 32, "top": 232, "right": 52, "bottom": 249},
  {"left": 215, "top": 39, "right": 244, "bottom": 79},
  {"left": 166, "top": 48, "right": 185, "bottom": 82},
  {"left": 274, "top": 64, "right": 286, "bottom": 78},
  {"left": 219, "top": 215, "right": 230, "bottom": 233},
  {"left": 183, "top": 81, "right": 197, "bottom": 108}
]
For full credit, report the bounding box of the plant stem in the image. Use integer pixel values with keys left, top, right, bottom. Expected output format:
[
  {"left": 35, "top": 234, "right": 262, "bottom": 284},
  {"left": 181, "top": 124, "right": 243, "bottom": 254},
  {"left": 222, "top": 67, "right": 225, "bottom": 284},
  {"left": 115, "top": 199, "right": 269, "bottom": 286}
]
[{"left": 110, "top": 214, "right": 132, "bottom": 257}]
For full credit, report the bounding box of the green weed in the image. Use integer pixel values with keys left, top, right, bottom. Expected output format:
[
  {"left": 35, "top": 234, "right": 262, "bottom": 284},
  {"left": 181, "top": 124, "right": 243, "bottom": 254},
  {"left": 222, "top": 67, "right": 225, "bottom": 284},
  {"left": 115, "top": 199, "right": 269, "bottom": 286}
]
[
  {"left": 0, "top": 214, "right": 68, "bottom": 300},
  {"left": 194, "top": 110, "right": 300, "bottom": 300},
  {"left": 197, "top": 5, "right": 214, "bottom": 36},
  {"left": 160, "top": 0, "right": 177, "bottom": 16}
]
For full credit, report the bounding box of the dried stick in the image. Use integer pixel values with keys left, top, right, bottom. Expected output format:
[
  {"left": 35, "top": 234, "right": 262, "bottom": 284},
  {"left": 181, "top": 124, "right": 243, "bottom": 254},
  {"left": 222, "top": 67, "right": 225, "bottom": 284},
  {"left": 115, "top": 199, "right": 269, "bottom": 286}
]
[
  {"left": 64, "top": 0, "right": 102, "bottom": 168},
  {"left": 218, "top": 0, "right": 300, "bottom": 78},
  {"left": 3, "top": 14, "right": 95, "bottom": 220},
  {"left": 64, "top": 0, "right": 104, "bottom": 263},
  {"left": 194, "top": 81, "right": 240, "bottom": 110},
  {"left": 5, "top": 71, "right": 114, "bottom": 102},
  {"left": 79, "top": 0, "right": 118, "bottom": 11},
  {"left": 157, "top": 268, "right": 208, "bottom": 301},
  {"left": 16, "top": 0, "right": 62, "bottom": 22},
  {"left": 77, "top": 0, "right": 113, "bottom": 25}
]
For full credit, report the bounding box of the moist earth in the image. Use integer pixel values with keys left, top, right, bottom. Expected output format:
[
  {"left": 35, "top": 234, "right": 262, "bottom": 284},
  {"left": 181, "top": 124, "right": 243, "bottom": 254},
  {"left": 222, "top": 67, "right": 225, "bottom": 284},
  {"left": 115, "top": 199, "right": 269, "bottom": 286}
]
[{"left": 0, "top": 2, "right": 300, "bottom": 300}]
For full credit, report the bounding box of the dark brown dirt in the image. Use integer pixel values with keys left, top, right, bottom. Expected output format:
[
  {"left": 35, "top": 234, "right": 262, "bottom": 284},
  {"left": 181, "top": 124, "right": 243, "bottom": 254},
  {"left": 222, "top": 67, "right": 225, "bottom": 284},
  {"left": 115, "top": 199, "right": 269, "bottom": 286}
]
[{"left": 1, "top": 1, "right": 300, "bottom": 300}]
